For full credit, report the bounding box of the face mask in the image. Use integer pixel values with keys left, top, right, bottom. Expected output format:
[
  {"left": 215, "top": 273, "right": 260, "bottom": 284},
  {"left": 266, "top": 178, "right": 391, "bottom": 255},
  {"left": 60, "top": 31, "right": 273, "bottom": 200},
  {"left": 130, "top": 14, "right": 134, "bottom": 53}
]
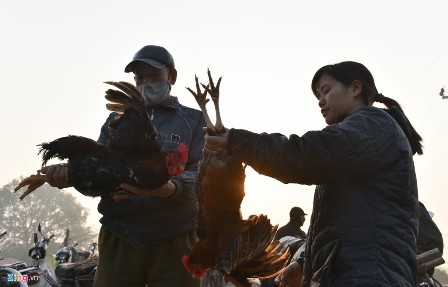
[{"left": 139, "top": 80, "right": 172, "bottom": 106}]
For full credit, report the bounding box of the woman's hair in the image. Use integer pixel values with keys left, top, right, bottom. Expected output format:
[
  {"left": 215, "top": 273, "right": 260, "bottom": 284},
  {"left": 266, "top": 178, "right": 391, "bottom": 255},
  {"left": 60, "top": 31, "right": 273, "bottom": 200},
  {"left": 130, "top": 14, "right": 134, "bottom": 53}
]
[{"left": 311, "top": 61, "right": 423, "bottom": 155}]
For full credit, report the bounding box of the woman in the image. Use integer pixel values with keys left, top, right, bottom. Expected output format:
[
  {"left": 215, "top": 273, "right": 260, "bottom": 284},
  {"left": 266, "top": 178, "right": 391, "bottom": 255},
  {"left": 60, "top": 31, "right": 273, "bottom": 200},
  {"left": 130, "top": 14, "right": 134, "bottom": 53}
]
[{"left": 205, "top": 61, "right": 422, "bottom": 287}]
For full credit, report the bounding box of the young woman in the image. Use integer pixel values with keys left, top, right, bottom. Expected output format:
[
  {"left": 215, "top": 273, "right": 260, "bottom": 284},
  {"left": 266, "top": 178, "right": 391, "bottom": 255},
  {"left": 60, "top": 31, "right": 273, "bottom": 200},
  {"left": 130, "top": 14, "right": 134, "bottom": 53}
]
[{"left": 205, "top": 61, "right": 422, "bottom": 287}]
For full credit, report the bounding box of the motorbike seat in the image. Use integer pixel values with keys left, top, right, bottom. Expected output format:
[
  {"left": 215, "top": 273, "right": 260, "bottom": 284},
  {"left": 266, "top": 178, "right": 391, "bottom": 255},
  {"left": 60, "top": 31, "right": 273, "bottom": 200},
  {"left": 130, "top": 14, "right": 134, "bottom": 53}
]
[{"left": 55, "top": 261, "right": 97, "bottom": 280}]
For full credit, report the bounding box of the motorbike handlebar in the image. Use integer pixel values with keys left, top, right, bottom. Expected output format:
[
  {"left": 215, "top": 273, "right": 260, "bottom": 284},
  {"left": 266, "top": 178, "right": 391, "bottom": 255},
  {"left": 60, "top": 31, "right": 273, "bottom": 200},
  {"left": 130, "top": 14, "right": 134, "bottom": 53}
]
[{"left": 46, "top": 234, "right": 55, "bottom": 242}]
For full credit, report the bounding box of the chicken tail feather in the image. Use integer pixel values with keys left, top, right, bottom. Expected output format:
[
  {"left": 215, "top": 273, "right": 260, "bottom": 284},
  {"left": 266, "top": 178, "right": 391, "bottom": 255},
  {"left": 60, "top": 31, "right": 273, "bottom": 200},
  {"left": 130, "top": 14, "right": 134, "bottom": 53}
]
[
  {"left": 39, "top": 135, "right": 108, "bottom": 166},
  {"left": 104, "top": 81, "right": 146, "bottom": 113}
]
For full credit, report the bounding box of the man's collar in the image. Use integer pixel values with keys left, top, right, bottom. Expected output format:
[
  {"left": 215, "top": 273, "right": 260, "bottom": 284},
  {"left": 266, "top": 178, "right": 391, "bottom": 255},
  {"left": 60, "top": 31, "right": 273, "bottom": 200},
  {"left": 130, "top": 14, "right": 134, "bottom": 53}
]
[{"left": 148, "top": 95, "right": 180, "bottom": 109}]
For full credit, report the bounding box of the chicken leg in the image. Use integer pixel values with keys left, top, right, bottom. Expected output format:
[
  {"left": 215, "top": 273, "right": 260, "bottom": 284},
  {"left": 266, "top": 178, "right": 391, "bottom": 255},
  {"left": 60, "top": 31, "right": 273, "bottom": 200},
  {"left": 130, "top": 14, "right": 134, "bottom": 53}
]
[
  {"left": 13, "top": 173, "right": 47, "bottom": 200},
  {"left": 186, "top": 69, "right": 224, "bottom": 134},
  {"left": 200, "top": 69, "right": 224, "bottom": 133}
]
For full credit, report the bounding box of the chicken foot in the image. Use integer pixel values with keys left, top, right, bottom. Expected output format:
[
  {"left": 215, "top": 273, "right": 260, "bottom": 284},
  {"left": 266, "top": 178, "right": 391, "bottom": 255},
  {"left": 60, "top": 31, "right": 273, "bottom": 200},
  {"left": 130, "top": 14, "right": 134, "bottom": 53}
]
[
  {"left": 200, "top": 69, "right": 224, "bottom": 132},
  {"left": 13, "top": 173, "right": 47, "bottom": 200},
  {"left": 186, "top": 69, "right": 223, "bottom": 134},
  {"left": 186, "top": 75, "right": 214, "bottom": 131}
]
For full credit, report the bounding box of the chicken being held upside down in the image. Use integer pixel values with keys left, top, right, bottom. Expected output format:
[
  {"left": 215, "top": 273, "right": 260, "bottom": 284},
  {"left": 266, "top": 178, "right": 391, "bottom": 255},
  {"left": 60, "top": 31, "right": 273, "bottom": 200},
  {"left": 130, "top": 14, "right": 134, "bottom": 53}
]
[
  {"left": 14, "top": 81, "right": 188, "bottom": 200},
  {"left": 182, "top": 70, "right": 290, "bottom": 287}
]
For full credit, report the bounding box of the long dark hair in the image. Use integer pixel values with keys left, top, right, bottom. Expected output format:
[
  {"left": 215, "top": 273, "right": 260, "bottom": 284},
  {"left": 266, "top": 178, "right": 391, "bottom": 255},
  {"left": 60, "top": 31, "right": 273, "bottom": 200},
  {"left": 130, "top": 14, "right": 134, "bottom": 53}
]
[{"left": 311, "top": 61, "right": 423, "bottom": 155}]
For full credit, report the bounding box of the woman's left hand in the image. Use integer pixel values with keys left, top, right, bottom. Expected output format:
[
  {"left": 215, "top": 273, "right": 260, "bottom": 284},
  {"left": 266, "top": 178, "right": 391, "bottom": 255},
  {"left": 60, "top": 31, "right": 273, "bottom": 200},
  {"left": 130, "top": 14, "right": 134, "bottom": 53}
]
[{"left": 204, "top": 127, "right": 230, "bottom": 155}]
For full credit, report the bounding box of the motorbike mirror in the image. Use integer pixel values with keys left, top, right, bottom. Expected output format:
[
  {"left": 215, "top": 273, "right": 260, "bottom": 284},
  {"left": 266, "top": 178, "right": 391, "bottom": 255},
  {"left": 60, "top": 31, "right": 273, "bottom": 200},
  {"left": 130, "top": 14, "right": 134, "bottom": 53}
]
[
  {"left": 34, "top": 233, "right": 38, "bottom": 243},
  {"left": 38, "top": 223, "right": 42, "bottom": 233}
]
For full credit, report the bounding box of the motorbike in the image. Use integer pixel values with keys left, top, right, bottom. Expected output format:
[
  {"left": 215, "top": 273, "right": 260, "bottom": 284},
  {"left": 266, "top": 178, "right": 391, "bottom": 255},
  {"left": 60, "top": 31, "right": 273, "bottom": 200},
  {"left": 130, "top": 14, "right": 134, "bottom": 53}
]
[
  {"left": 20, "top": 223, "right": 59, "bottom": 287},
  {"left": 259, "top": 236, "right": 305, "bottom": 287},
  {"left": 0, "top": 231, "right": 30, "bottom": 287},
  {"left": 260, "top": 236, "right": 445, "bottom": 287},
  {"left": 54, "top": 242, "right": 93, "bottom": 266},
  {"left": 1, "top": 225, "right": 99, "bottom": 287},
  {"left": 0, "top": 224, "right": 59, "bottom": 287},
  {"left": 417, "top": 248, "right": 445, "bottom": 287},
  {"left": 53, "top": 242, "right": 97, "bottom": 287}
]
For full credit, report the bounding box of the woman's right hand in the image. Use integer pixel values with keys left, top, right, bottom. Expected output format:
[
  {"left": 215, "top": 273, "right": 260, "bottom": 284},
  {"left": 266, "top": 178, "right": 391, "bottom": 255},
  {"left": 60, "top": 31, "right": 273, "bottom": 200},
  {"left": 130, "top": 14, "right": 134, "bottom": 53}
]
[
  {"left": 275, "top": 261, "right": 303, "bottom": 287},
  {"left": 39, "top": 164, "right": 70, "bottom": 189}
]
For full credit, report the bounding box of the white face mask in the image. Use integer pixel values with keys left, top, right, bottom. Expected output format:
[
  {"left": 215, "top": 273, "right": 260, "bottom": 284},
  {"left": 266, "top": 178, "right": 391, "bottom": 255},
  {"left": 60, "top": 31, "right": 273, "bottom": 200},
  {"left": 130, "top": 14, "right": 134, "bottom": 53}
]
[{"left": 138, "top": 80, "right": 172, "bottom": 106}]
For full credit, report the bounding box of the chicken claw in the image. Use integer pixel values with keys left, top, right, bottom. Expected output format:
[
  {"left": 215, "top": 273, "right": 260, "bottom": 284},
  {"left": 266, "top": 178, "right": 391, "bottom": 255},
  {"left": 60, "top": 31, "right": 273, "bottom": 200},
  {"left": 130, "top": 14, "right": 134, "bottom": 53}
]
[
  {"left": 13, "top": 173, "right": 47, "bottom": 200},
  {"left": 200, "top": 69, "right": 223, "bottom": 132},
  {"left": 187, "top": 69, "right": 223, "bottom": 133},
  {"left": 186, "top": 75, "right": 214, "bottom": 131}
]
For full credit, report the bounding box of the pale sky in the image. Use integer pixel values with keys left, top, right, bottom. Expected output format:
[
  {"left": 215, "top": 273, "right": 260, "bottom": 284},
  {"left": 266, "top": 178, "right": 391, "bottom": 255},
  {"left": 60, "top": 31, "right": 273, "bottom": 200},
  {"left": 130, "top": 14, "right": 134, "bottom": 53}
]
[{"left": 1, "top": 0, "right": 447, "bottom": 270}]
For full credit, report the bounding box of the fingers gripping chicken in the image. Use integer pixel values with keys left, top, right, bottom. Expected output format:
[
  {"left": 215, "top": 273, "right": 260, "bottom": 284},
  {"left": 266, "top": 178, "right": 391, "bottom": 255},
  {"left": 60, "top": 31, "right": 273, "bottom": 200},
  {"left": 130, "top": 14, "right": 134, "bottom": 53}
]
[
  {"left": 14, "top": 81, "right": 188, "bottom": 200},
  {"left": 183, "top": 70, "right": 290, "bottom": 287}
]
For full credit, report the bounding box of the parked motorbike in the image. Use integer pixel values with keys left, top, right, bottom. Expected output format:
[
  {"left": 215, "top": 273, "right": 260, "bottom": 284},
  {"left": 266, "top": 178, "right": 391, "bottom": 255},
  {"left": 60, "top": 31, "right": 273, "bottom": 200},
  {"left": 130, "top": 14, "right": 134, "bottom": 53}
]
[
  {"left": 18, "top": 223, "right": 59, "bottom": 287},
  {"left": 54, "top": 242, "right": 97, "bottom": 287},
  {"left": 261, "top": 236, "right": 446, "bottom": 287},
  {"left": 0, "top": 231, "right": 30, "bottom": 287},
  {"left": 54, "top": 242, "right": 92, "bottom": 266},
  {"left": 417, "top": 248, "right": 445, "bottom": 287},
  {"left": 259, "top": 236, "right": 305, "bottom": 287},
  {"left": 0, "top": 224, "right": 59, "bottom": 287}
]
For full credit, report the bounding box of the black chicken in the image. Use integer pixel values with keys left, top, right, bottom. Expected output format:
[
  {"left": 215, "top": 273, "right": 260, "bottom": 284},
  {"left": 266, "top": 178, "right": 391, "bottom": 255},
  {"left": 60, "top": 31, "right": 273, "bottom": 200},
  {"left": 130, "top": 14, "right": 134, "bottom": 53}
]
[
  {"left": 14, "top": 81, "right": 188, "bottom": 200},
  {"left": 182, "top": 70, "right": 290, "bottom": 287}
]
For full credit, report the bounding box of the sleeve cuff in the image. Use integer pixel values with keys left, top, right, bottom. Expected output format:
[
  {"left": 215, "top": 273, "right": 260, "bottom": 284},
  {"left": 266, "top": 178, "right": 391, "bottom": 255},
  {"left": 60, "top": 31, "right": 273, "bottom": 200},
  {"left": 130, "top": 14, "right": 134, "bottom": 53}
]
[
  {"left": 228, "top": 128, "right": 258, "bottom": 160},
  {"left": 166, "top": 179, "right": 183, "bottom": 199}
]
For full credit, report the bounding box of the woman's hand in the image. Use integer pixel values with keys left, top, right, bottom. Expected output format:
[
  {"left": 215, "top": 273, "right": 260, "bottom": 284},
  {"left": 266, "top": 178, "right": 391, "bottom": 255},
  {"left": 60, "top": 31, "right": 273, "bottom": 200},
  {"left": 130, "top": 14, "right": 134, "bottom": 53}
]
[
  {"left": 113, "top": 181, "right": 176, "bottom": 201},
  {"left": 204, "top": 127, "right": 229, "bottom": 155},
  {"left": 275, "top": 261, "right": 303, "bottom": 287}
]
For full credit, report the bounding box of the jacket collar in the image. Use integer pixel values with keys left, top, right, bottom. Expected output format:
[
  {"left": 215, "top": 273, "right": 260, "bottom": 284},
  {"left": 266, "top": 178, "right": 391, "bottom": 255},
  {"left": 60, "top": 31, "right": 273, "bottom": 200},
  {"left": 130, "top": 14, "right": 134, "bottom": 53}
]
[{"left": 147, "top": 95, "right": 180, "bottom": 109}]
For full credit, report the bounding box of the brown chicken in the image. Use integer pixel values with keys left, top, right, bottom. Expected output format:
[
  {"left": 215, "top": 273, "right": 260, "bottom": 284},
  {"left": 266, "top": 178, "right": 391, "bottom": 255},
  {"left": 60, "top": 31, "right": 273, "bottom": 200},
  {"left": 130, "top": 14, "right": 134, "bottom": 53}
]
[
  {"left": 182, "top": 70, "right": 290, "bottom": 287},
  {"left": 14, "top": 81, "right": 188, "bottom": 200}
]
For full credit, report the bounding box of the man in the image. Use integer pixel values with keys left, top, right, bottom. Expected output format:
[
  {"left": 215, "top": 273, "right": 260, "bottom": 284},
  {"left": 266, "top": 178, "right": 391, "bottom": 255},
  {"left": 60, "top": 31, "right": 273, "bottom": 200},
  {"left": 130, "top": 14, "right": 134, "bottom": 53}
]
[
  {"left": 274, "top": 207, "right": 307, "bottom": 240},
  {"left": 42, "top": 45, "right": 205, "bottom": 287}
]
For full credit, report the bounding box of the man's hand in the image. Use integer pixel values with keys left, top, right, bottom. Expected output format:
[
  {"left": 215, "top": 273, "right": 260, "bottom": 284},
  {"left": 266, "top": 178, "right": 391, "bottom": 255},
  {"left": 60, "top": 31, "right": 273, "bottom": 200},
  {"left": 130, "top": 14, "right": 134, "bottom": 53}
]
[
  {"left": 275, "top": 261, "right": 303, "bottom": 287},
  {"left": 113, "top": 181, "right": 176, "bottom": 201},
  {"left": 40, "top": 164, "right": 71, "bottom": 189}
]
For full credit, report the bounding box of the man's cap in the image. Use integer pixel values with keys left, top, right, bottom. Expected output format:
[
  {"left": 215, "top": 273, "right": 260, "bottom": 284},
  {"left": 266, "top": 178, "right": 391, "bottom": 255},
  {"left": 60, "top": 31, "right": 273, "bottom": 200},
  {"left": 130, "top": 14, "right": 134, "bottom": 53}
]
[
  {"left": 124, "top": 45, "right": 175, "bottom": 73},
  {"left": 290, "top": 207, "right": 307, "bottom": 218}
]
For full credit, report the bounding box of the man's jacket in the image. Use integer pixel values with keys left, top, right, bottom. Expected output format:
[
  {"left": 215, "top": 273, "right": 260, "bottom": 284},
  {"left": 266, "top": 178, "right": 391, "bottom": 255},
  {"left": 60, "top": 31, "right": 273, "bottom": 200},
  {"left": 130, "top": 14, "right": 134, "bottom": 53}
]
[{"left": 97, "top": 96, "right": 205, "bottom": 245}]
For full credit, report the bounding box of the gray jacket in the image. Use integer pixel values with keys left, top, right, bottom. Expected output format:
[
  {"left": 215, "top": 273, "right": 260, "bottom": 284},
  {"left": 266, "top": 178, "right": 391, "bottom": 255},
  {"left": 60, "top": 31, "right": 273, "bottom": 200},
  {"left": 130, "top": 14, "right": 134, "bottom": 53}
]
[
  {"left": 228, "top": 106, "right": 418, "bottom": 287},
  {"left": 97, "top": 96, "right": 205, "bottom": 245}
]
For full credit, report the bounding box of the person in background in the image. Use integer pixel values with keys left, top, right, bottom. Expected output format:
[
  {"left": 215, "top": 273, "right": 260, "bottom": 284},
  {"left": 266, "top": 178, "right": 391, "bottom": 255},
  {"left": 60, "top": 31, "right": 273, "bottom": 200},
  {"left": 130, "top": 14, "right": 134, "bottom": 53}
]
[
  {"left": 274, "top": 207, "right": 307, "bottom": 240},
  {"left": 41, "top": 45, "right": 205, "bottom": 287},
  {"left": 204, "top": 61, "right": 423, "bottom": 287}
]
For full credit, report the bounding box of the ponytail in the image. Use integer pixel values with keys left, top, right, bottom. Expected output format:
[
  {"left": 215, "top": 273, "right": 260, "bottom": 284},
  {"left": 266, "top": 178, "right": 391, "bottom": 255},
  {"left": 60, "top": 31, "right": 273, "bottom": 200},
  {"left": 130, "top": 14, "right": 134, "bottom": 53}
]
[{"left": 375, "top": 93, "right": 423, "bottom": 155}]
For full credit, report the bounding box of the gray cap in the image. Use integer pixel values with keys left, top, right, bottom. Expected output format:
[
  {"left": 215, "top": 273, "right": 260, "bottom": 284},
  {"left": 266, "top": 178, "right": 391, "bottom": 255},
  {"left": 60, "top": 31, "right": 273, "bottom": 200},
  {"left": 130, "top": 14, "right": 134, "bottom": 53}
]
[{"left": 124, "top": 45, "right": 175, "bottom": 73}]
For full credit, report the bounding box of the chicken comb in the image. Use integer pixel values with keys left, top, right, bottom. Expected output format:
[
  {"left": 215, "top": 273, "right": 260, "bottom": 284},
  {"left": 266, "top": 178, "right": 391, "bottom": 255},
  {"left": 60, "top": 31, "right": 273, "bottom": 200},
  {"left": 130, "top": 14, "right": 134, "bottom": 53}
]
[{"left": 177, "top": 143, "right": 189, "bottom": 164}]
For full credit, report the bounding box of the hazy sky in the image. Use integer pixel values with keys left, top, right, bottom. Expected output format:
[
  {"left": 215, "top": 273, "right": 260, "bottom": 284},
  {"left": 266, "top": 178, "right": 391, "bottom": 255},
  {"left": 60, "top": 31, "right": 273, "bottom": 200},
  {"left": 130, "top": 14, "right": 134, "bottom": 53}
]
[{"left": 1, "top": 0, "right": 447, "bottom": 269}]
